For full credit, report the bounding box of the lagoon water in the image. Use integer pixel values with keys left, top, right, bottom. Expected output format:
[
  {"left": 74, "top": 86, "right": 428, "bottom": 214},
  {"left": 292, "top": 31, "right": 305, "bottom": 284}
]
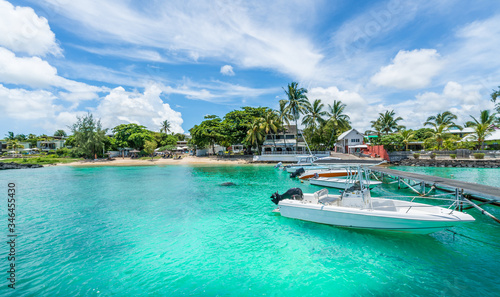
[{"left": 1, "top": 165, "right": 499, "bottom": 296}]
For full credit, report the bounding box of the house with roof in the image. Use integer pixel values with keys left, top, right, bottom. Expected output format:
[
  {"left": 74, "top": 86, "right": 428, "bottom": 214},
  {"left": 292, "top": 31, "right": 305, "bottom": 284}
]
[
  {"left": 335, "top": 129, "right": 365, "bottom": 153},
  {"left": 260, "top": 124, "right": 309, "bottom": 155}
]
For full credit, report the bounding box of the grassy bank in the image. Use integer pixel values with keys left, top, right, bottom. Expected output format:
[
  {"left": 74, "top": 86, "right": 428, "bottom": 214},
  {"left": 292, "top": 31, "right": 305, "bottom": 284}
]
[{"left": 0, "top": 157, "right": 83, "bottom": 165}]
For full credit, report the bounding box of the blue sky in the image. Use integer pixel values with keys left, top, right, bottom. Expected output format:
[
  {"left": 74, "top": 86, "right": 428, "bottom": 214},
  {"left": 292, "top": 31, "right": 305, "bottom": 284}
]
[{"left": 1, "top": 0, "right": 500, "bottom": 137}]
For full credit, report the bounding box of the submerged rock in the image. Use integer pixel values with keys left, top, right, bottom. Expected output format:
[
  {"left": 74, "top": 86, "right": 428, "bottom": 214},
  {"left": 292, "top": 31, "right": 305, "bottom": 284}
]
[
  {"left": 220, "top": 182, "right": 236, "bottom": 186},
  {"left": 0, "top": 162, "right": 43, "bottom": 170}
]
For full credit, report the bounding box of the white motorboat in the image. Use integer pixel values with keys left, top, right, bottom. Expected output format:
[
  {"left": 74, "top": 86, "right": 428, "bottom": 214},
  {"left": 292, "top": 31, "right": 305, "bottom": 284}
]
[
  {"left": 309, "top": 176, "right": 382, "bottom": 190},
  {"left": 271, "top": 169, "right": 475, "bottom": 234},
  {"left": 283, "top": 156, "right": 329, "bottom": 173}
]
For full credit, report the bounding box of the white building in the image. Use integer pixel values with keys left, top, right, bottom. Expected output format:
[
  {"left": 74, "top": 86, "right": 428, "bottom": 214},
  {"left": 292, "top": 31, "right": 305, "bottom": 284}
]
[{"left": 335, "top": 129, "right": 365, "bottom": 153}]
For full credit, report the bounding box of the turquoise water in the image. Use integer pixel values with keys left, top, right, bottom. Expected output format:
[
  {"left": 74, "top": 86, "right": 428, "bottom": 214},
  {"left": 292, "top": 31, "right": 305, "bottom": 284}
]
[{"left": 1, "top": 165, "right": 499, "bottom": 296}]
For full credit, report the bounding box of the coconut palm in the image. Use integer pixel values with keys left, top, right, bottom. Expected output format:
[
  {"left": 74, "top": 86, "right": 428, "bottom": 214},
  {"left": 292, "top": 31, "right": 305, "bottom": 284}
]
[
  {"left": 377, "top": 110, "right": 404, "bottom": 135},
  {"left": 54, "top": 130, "right": 67, "bottom": 137},
  {"left": 302, "top": 99, "right": 327, "bottom": 131},
  {"left": 5, "top": 131, "right": 14, "bottom": 140},
  {"left": 276, "top": 99, "right": 294, "bottom": 149},
  {"left": 245, "top": 118, "right": 265, "bottom": 154},
  {"left": 283, "top": 82, "right": 309, "bottom": 152},
  {"left": 7, "top": 140, "right": 24, "bottom": 153},
  {"left": 425, "top": 124, "right": 452, "bottom": 149},
  {"left": 160, "top": 120, "right": 171, "bottom": 134},
  {"left": 424, "top": 111, "right": 462, "bottom": 130},
  {"left": 260, "top": 111, "right": 279, "bottom": 147},
  {"left": 399, "top": 129, "right": 416, "bottom": 151},
  {"left": 325, "top": 100, "right": 351, "bottom": 148},
  {"left": 465, "top": 110, "right": 497, "bottom": 149}
]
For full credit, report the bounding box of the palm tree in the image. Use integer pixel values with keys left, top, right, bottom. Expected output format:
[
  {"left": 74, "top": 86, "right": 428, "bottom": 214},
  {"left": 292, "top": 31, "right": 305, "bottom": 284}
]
[
  {"left": 302, "top": 99, "right": 327, "bottom": 131},
  {"left": 245, "top": 119, "right": 265, "bottom": 154},
  {"left": 425, "top": 124, "right": 450, "bottom": 150},
  {"left": 465, "top": 110, "right": 497, "bottom": 149},
  {"left": 276, "top": 99, "right": 293, "bottom": 150},
  {"left": 399, "top": 129, "right": 416, "bottom": 151},
  {"left": 7, "top": 140, "right": 24, "bottom": 153},
  {"left": 260, "top": 111, "right": 279, "bottom": 148},
  {"left": 325, "top": 100, "right": 351, "bottom": 148},
  {"left": 54, "top": 130, "right": 67, "bottom": 137},
  {"left": 283, "top": 82, "right": 309, "bottom": 152},
  {"left": 424, "top": 111, "right": 462, "bottom": 130},
  {"left": 377, "top": 110, "right": 404, "bottom": 135},
  {"left": 160, "top": 120, "right": 171, "bottom": 134},
  {"left": 5, "top": 131, "right": 14, "bottom": 140}
]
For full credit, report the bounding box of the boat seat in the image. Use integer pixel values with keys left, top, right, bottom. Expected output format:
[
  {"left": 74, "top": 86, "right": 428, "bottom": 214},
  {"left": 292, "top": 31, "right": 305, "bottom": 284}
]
[{"left": 319, "top": 196, "right": 340, "bottom": 206}]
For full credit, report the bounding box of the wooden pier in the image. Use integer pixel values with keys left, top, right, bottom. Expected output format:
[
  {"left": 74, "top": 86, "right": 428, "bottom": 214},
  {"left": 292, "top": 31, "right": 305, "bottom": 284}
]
[{"left": 366, "top": 166, "right": 500, "bottom": 204}]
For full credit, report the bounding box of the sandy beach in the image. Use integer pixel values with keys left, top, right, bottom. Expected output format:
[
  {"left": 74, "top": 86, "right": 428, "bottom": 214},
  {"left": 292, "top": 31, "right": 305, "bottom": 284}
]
[{"left": 58, "top": 156, "right": 255, "bottom": 167}]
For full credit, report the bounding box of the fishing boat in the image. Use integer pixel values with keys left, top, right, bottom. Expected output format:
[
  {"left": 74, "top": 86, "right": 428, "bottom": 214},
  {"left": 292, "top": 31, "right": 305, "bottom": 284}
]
[
  {"left": 271, "top": 169, "right": 475, "bottom": 234},
  {"left": 309, "top": 176, "right": 382, "bottom": 190}
]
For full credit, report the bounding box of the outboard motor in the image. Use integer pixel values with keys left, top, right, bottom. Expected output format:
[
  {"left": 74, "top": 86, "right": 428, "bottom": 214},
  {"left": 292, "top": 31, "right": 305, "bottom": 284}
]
[
  {"left": 289, "top": 167, "right": 305, "bottom": 178},
  {"left": 271, "top": 188, "right": 304, "bottom": 205}
]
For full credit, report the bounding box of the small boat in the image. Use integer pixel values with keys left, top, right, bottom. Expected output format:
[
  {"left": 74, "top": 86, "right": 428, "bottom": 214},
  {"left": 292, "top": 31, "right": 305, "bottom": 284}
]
[
  {"left": 309, "top": 176, "right": 382, "bottom": 190},
  {"left": 271, "top": 169, "right": 475, "bottom": 234},
  {"left": 283, "top": 156, "right": 328, "bottom": 173},
  {"left": 298, "top": 168, "right": 351, "bottom": 180}
]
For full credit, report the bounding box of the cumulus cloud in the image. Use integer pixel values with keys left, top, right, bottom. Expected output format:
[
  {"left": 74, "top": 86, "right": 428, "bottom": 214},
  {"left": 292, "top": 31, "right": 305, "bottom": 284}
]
[
  {"left": 0, "top": 47, "right": 104, "bottom": 101},
  {"left": 220, "top": 65, "right": 235, "bottom": 76},
  {"left": 0, "top": 0, "right": 61, "bottom": 56},
  {"left": 0, "top": 84, "right": 60, "bottom": 120},
  {"left": 95, "top": 84, "right": 184, "bottom": 133},
  {"left": 370, "top": 49, "right": 444, "bottom": 89}
]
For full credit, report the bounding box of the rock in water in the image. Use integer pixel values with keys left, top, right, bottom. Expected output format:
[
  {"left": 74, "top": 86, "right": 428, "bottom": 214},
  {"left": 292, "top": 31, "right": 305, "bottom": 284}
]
[{"left": 220, "top": 182, "right": 236, "bottom": 186}]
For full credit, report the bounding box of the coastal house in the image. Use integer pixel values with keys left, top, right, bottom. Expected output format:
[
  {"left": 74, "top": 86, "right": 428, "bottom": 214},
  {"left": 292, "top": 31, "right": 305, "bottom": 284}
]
[
  {"left": 260, "top": 125, "right": 308, "bottom": 155},
  {"left": 335, "top": 129, "right": 365, "bottom": 154},
  {"left": 37, "top": 139, "right": 65, "bottom": 152}
]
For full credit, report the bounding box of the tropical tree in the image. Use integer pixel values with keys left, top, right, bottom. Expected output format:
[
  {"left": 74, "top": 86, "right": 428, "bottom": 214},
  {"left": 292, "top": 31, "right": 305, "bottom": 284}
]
[
  {"left": 7, "top": 140, "right": 24, "bottom": 152},
  {"left": 54, "top": 130, "right": 67, "bottom": 137},
  {"left": 399, "top": 129, "right": 416, "bottom": 151},
  {"left": 112, "top": 124, "right": 153, "bottom": 150},
  {"left": 325, "top": 100, "right": 351, "bottom": 148},
  {"left": 275, "top": 99, "right": 293, "bottom": 149},
  {"left": 189, "top": 115, "right": 225, "bottom": 154},
  {"left": 144, "top": 140, "right": 157, "bottom": 160},
  {"left": 491, "top": 86, "right": 500, "bottom": 113},
  {"left": 302, "top": 99, "right": 326, "bottom": 130},
  {"left": 260, "top": 111, "right": 279, "bottom": 147},
  {"left": 465, "top": 110, "right": 497, "bottom": 149},
  {"left": 5, "top": 131, "right": 14, "bottom": 140},
  {"left": 245, "top": 118, "right": 265, "bottom": 154},
  {"left": 425, "top": 123, "right": 452, "bottom": 150},
  {"left": 283, "top": 82, "right": 309, "bottom": 152},
  {"left": 14, "top": 134, "right": 27, "bottom": 141},
  {"left": 160, "top": 120, "right": 171, "bottom": 134},
  {"left": 70, "top": 113, "right": 107, "bottom": 159},
  {"left": 424, "top": 111, "right": 462, "bottom": 130},
  {"left": 377, "top": 110, "right": 404, "bottom": 135}
]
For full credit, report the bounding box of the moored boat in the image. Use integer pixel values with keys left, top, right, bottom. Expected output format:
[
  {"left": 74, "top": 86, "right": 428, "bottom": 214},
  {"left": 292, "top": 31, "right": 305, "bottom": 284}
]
[
  {"left": 271, "top": 168, "right": 475, "bottom": 234},
  {"left": 309, "top": 176, "right": 382, "bottom": 190}
]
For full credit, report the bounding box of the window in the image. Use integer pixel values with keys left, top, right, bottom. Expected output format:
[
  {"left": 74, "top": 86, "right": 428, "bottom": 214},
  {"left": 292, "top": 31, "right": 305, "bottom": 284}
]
[
  {"left": 351, "top": 139, "right": 360, "bottom": 143},
  {"left": 286, "top": 135, "right": 295, "bottom": 139},
  {"left": 266, "top": 135, "right": 273, "bottom": 140}
]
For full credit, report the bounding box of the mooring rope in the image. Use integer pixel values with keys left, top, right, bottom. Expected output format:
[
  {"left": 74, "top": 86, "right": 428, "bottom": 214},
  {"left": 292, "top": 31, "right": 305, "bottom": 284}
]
[{"left": 445, "top": 229, "right": 500, "bottom": 248}]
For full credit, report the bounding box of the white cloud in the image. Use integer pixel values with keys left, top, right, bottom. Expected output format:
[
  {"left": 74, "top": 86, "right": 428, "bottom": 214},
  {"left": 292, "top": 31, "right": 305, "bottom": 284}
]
[
  {"left": 220, "top": 65, "right": 235, "bottom": 76},
  {"left": 39, "top": 0, "right": 324, "bottom": 81},
  {"left": 388, "top": 81, "right": 492, "bottom": 129},
  {"left": 0, "top": 84, "right": 59, "bottom": 120},
  {"left": 0, "top": 0, "right": 61, "bottom": 56},
  {"left": 370, "top": 49, "right": 444, "bottom": 90},
  {"left": 95, "top": 84, "right": 184, "bottom": 133},
  {"left": 0, "top": 47, "right": 105, "bottom": 101}
]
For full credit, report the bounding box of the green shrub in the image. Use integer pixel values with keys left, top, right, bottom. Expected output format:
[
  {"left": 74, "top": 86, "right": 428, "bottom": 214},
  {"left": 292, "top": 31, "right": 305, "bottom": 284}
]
[
  {"left": 473, "top": 153, "right": 485, "bottom": 159},
  {"left": 413, "top": 153, "right": 420, "bottom": 159},
  {"left": 430, "top": 153, "right": 436, "bottom": 159},
  {"left": 450, "top": 154, "right": 456, "bottom": 159}
]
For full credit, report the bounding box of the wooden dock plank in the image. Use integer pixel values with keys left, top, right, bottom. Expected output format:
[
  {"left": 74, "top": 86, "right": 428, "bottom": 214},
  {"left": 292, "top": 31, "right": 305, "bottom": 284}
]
[{"left": 366, "top": 166, "right": 500, "bottom": 202}]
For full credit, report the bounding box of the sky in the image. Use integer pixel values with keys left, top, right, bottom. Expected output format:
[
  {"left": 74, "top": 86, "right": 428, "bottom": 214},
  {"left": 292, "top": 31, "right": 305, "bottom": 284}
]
[{"left": 1, "top": 0, "right": 500, "bottom": 137}]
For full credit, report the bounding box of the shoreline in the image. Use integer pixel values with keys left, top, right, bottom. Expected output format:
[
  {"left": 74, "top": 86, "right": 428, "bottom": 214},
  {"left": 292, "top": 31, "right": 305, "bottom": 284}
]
[{"left": 56, "top": 156, "right": 257, "bottom": 167}]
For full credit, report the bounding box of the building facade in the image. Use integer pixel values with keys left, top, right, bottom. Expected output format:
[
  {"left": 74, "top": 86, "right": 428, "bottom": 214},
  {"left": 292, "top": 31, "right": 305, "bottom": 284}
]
[{"left": 335, "top": 129, "right": 365, "bottom": 153}]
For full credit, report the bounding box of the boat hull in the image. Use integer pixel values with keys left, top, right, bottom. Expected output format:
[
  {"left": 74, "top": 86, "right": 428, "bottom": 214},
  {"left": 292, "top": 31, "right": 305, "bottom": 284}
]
[
  {"left": 309, "top": 177, "right": 382, "bottom": 189},
  {"left": 285, "top": 165, "right": 328, "bottom": 173},
  {"left": 299, "top": 170, "right": 350, "bottom": 180},
  {"left": 278, "top": 198, "right": 474, "bottom": 234}
]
